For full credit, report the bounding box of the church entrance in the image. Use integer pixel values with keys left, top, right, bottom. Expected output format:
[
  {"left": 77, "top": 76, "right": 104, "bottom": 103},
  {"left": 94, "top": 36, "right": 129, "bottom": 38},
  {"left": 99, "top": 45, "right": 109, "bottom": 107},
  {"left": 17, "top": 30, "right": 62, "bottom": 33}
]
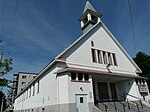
[
  {"left": 97, "top": 82, "right": 118, "bottom": 101},
  {"left": 110, "top": 83, "right": 118, "bottom": 101},
  {"left": 98, "top": 82, "right": 109, "bottom": 101}
]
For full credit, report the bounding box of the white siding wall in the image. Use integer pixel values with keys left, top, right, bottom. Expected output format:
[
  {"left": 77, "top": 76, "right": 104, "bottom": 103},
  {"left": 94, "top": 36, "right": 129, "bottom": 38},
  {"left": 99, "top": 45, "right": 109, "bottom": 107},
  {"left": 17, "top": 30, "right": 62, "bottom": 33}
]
[
  {"left": 68, "top": 74, "right": 94, "bottom": 103},
  {"left": 57, "top": 74, "right": 69, "bottom": 104},
  {"left": 63, "top": 26, "right": 137, "bottom": 75},
  {"left": 124, "top": 79, "right": 140, "bottom": 100},
  {"left": 14, "top": 65, "right": 59, "bottom": 111}
]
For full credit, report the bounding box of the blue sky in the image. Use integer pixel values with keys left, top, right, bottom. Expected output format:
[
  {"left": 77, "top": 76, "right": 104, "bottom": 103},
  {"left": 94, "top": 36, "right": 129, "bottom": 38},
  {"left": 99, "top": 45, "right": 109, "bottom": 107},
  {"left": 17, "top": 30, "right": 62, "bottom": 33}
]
[{"left": 0, "top": 0, "right": 150, "bottom": 93}]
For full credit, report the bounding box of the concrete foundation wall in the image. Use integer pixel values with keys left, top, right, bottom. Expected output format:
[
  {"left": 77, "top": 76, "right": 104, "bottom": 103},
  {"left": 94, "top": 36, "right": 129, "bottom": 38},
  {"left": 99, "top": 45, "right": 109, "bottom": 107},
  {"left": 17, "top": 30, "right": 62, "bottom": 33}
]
[{"left": 14, "top": 102, "right": 94, "bottom": 112}]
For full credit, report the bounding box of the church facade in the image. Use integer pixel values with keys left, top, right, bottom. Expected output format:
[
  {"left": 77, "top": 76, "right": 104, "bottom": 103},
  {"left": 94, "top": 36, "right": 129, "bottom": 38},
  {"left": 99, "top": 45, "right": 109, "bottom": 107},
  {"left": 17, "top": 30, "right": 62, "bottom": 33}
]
[{"left": 14, "top": 1, "right": 150, "bottom": 112}]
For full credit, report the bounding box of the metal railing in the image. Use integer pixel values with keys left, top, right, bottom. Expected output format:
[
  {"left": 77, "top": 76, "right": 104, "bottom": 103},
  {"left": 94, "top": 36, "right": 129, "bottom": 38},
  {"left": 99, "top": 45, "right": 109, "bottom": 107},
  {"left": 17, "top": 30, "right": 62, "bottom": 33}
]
[
  {"left": 95, "top": 100, "right": 108, "bottom": 112},
  {"left": 124, "top": 93, "right": 143, "bottom": 108},
  {"left": 118, "top": 93, "right": 142, "bottom": 112},
  {"left": 94, "top": 93, "right": 143, "bottom": 112}
]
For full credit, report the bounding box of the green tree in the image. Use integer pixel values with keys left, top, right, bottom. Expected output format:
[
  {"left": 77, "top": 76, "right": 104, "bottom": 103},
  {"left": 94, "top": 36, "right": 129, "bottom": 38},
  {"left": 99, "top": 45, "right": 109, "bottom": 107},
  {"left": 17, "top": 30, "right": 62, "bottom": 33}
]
[
  {"left": 133, "top": 51, "right": 150, "bottom": 88},
  {"left": 0, "top": 40, "right": 13, "bottom": 89},
  {"left": 0, "top": 91, "right": 7, "bottom": 111},
  {"left": 0, "top": 54, "right": 13, "bottom": 88}
]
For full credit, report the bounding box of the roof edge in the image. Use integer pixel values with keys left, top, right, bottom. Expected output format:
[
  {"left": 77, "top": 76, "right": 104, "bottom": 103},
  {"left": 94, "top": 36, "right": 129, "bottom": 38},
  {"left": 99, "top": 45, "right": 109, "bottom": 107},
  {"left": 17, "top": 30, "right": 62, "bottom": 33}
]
[{"left": 100, "top": 21, "right": 142, "bottom": 73}]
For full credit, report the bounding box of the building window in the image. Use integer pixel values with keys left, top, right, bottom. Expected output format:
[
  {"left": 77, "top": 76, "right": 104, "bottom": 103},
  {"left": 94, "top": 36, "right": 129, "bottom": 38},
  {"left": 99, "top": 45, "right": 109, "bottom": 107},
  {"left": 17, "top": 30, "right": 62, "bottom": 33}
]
[
  {"left": 91, "top": 49, "right": 118, "bottom": 66},
  {"left": 108, "top": 53, "right": 112, "bottom": 65},
  {"left": 91, "top": 49, "right": 97, "bottom": 63},
  {"left": 112, "top": 53, "right": 117, "bottom": 66},
  {"left": 33, "top": 76, "right": 36, "bottom": 79},
  {"left": 22, "top": 82, "right": 26, "bottom": 86},
  {"left": 22, "top": 76, "right": 26, "bottom": 79},
  {"left": 91, "top": 41, "right": 94, "bottom": 47},
  {"left": 78, "top": 73, "right": 83, "bottom": 81},
  {"left": 71, "top": 73, "right": 76, "bottom": 81},
  {"left": 29, "top": 87, "right": 31, "bottom": 97},
  {"left": 71, "top": 73, "right": 89, "bottom": 82},
  {"left": 97, "top": 50, "right": 102, "bottom": 64},
  {"left": 37, "top": 81, "right": 40, "bottom": 94},
  {"left": 84, "top": 74, "right": 89, "bottom": 81},
  {"left": 80, "top": 97, "right": 84, "bottom": 103},
  {"left": 33, "top": 84, "right": 35, "bottom": 96},
  {"left": 103, "top": 51, "right": 107, "bottom": 64}
]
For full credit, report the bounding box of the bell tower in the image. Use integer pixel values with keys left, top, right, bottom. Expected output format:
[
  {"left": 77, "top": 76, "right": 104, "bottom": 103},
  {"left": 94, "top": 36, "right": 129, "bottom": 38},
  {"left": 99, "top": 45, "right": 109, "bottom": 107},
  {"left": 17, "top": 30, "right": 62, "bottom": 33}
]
[{"left": 80, "top": 0, "right": 102, "bottom": 33}]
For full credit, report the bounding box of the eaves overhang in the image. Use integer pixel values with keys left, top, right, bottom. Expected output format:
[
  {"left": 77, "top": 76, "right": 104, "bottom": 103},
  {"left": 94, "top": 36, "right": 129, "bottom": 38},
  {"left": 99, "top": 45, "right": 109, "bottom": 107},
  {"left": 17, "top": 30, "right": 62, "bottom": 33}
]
[{"left": 56, "top": 67, "right": 147, "bottom": 79}]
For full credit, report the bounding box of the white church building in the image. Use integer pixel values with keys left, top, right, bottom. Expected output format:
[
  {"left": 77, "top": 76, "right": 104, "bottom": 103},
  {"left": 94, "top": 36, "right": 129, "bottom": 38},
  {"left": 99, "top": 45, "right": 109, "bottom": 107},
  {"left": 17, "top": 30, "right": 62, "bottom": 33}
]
[{"left": 14, "top": 1, "right": 150, "bottom": 112}]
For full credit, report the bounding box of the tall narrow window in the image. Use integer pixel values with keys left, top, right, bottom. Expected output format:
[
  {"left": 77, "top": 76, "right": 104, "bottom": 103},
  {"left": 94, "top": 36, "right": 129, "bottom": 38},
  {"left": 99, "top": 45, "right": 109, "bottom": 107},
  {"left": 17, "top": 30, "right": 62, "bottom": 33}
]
[
  {"left": 84, "top": 74, "right": 89, "bottom": 81},
  {"left": 29, "top": 87, "right": 31, "bottom": 97},
  {"left": 91, "top": 49, "right": 97, "bottom": 63},
  {"left": 91, "top": 41, "right": 94, "bottom": 47},
  {"left": 112, "top": 53, "right": 117, "bottom": 66},
  {"left": 37, "top": 81, "right": 40, "bottom": 94},
  {"left": 33, "top": 84, "right": 35, "bottom": 96},
  {"left": 103, "top": 51, "right": 107, "bottom": 64},
  {"left": 71, "top": 72, "right": 76, "bottom": 81},
  {"left": 108, "top": 53, "right": 112, "bottom": 65},
  {"left": 78, "top": 73, "right": 83, "bottom": 81},
  {"left": 97, "top": 50, "right": 102, "bottom": 64}
]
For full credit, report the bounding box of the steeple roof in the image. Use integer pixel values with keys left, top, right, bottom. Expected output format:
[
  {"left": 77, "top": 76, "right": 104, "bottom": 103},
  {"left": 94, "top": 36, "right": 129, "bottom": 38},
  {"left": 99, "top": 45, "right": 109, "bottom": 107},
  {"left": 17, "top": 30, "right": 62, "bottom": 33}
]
[{"left": 83, "top": 0, "right": 96, "bottom": 13}]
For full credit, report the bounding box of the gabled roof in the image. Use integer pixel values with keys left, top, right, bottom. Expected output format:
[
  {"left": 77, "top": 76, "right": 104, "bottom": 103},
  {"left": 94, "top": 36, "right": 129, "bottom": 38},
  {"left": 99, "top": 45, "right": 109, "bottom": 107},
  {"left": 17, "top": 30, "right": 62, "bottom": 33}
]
[
  {"left": 83, "top": 0, "right": 96, "bottom": 14},
  {"left": 56, "top": 20, "right": 142, "bottom": 73}
]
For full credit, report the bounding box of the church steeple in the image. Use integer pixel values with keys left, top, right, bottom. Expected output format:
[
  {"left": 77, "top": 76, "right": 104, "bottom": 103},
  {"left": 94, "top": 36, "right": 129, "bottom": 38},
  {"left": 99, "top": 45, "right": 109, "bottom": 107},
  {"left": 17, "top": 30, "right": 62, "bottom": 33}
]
[
  {"left": 80, "top": 1, "right": 102, "bottom": 33},
  {"left": 83, "top": 0, "right": 96, "bottom": 14}
]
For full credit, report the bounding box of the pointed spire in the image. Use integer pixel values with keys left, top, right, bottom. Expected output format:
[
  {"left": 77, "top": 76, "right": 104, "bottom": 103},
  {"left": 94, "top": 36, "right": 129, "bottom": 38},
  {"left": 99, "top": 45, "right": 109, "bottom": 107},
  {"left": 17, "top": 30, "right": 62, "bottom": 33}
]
[{"left": 83, "top": 0, "right": 96, "bottom": 13}]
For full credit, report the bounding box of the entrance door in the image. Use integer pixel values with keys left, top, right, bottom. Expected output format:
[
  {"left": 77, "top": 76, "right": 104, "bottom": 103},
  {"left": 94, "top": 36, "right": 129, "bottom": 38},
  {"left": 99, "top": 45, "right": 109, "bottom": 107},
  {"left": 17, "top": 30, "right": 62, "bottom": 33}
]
[
  {"left": 110, "top": 83, "right": 118, "bottom": 101},
  {"left": 98, "top": 82, "right": 109, "bottom": 101},
  {"left": 75, "top": 94, "right": 88, "bottom": 112}
]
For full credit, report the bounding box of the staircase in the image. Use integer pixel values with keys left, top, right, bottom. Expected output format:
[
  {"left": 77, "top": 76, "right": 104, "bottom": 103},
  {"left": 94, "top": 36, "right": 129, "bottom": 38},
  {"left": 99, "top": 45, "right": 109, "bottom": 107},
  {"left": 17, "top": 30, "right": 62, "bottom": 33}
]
[
  {"left": 95, "top": 93, "right": 150, "bottom": 112},
  {"left": 96, "top": 100, "right": 149, "bottom": 112}
]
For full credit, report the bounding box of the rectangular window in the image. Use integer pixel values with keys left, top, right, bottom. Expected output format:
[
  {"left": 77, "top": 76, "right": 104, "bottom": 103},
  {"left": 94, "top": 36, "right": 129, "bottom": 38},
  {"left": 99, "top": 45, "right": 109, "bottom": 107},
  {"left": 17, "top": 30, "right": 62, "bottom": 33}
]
[
  {"left": 108, "top": 53, "right": 112, "bottom": 65},
  {"left": 112, "top": 53, "right": 117, "bottom": 66},
  {"left": 37, "top": 81, "right": 39, "bottom": 94},
  {"left": 71, "top": 73, "right": 89, "bottom": 82},
  {"left": 78, "top": 73, "right": 83, "bottom": 81},
  {"left": 91, "top": 41, "right": 94, "bottom": 47},
  {"left": 71, "top": 72, "right": 76, "bottom": 81},
  {"left": 29, "top": 87, "right": 31, "bottom": 97},
  {"left": 22, "top": 76, "right": 26, "bottom": 79},
  {"left": 91, "top": 49, "right": 97, "bottom": 63},
  {"left": 97, "top": 50, "right": 102, "bottom": 64},
  {"left": 84, "top": 74, "right": 89, "bottom": 81},
  {"left": 103, "top": 51, "right": 107, "bottom": 64},
  {"left": 22, "top": 82, "right": 26, "bottom": 86},
  {"left": 33, "top": 84, "right": 35, "bottom": 96},
  {"left": 80, "top": 97, "right": 84, "bottom": 103}
]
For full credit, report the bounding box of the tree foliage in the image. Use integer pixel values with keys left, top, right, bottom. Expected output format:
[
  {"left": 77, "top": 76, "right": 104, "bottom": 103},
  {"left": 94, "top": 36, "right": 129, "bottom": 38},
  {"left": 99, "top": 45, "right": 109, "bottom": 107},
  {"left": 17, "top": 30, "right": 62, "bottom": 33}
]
[
  {"left": 0, "top": 91, "right": 7, "bottom": 111},
  {"left": 133, "top": 52, "right": 150, "bottom": 88},
  {"left": 0, "top": 58, "right": 13, "bottom": 88}
]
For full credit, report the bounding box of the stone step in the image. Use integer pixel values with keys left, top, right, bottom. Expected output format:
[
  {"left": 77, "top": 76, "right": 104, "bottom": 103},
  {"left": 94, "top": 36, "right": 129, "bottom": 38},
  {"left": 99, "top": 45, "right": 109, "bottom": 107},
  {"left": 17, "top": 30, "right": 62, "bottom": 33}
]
[{"left": 96, "top": 100, "right": 149, "bottom": 112}]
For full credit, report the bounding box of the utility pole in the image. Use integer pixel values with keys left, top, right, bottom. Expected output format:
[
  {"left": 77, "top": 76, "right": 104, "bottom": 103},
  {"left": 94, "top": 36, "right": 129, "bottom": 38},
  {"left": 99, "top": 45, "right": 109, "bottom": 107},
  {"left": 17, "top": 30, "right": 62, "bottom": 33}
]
[{"left": 0, "top": 96, "right": 4, "bottom": 112}]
